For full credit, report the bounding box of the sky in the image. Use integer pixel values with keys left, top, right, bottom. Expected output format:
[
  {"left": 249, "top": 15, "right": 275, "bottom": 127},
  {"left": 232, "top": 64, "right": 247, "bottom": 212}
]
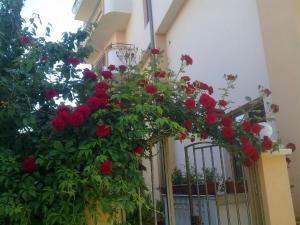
[{"left": 21, "top": 0, "right": 83, "bottom": 41}]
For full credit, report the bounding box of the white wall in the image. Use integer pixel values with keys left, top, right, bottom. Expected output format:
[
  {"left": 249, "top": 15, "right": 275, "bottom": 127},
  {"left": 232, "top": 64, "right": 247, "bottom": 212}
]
[{"left": 164, "top": 0, "right": 271, "bottom": 169}]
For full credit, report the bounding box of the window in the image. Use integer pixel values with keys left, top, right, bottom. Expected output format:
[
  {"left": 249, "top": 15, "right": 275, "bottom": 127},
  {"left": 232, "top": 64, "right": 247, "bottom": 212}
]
[{"left": 143, "top": 0, "right": 149, "bottom": 26}]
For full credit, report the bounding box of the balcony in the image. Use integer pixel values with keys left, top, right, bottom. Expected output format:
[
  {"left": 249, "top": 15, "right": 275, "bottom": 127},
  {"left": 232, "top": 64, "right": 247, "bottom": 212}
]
[
  {"left": 73, "top": 0, "right": 132, "bottom": 64},
  {"left": 94, "top": 43, "right": 135, "bottom": 71}
]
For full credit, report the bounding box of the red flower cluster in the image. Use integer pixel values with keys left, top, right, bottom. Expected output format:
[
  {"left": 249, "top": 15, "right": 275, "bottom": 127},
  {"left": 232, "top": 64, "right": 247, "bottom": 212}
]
[
  {"left": 200, "top": 132, "right": 208, "bottom": 140},
  {"left": 222, "top": 126, "right": 235, "bottom": 139},
  {"left": 154, "top": 71, "right": 166, "bottom": 78},
  {"left": 181, "top": 54, "right": 193, "bottom": 65},
  {"left": 100, "top": 160, "right": 112, "bottom": 174},
  {"left": 286, "top": 143, "right": 296, "bottom": 152},
  {"left": 185, "top": 98, "right": 196, "bottom": 110},
  {"left": 151, "top": 48, "right": 160, "bottom": 54},
  {"left": 108, "top": 64, "right": 116, "bottom": 71},
  {"left": 145, "top": 84, "right": 157, "bottom": 94},
  {"left": 205, "top": 112, "right": 217, "bottom": 125},
  {"left": 40, "top": 54, "right": 49, "bottom": 62},
  {"left": 271, "top": 104, "right": 279, "bottom": 113},
  {"left": 22, "top": 157, "right": 36, "bottom": 173},
  {"left": 67, "top": 57, "right": 80, "bottom": 66},
  {"left": 199, "top": 94, "right": 216, "bottom": 111},
  {"left": 242, "top": 120, "right": 261, "bottom": 135},
  {"left": 179, "top": 132, "right": 187, "bottom": 142},
  {"left": 181, "top": 76, "right": 191, "bottom": 82},
  {"left": 95, "top": 81, "right": 109, "bottom": 91},
  {"left": 45, "top": 88, "right": 58, "bottom": 99},
  {"left": 226, "top": 74, "right": 237, "bottom": 81},
  {"left": 19, "top": 35, "right": 31, "bottom": 45},
  {"left": 183, "top": 119, "right": 192, "bottom": 129},
  {"left": 101, "top": 70, "right": 112, "bottom": 79},
  {"left": 119, "top": 65, "right": 127, "bottom": 72},
  {"left": 96, "top": 124, "right": 111, "bottom": 137},
  {"left": 221, "top": 116, "right": 232, "bottom": 127},
  {"left": 219, "top": 99, "right": 228, "bottom": 107},
  {"left": 262, "top": 136, "right": 273, "bottom": 150},
  {"left": 134, "top": 145, "right": 144, "bottom": 155},
  {"left": 83, "top": 68, "right": 97, "bottom": 80}
]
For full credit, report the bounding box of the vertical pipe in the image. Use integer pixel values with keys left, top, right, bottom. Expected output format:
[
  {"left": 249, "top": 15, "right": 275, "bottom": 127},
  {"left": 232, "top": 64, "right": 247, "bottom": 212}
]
[
  {"left": 146, "top": 0, "right": 156, "bottom": 66},
  {"left": 150, "top": 151, "right": 158, "bottom": 225},
  {"left": 193, "top": 148, "right": 203, "bottom": 224}
]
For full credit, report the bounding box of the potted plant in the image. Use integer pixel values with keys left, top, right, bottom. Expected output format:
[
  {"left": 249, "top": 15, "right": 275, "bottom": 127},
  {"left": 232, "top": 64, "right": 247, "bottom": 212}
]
[{"left": 225, "top": 177, "right": 248, "bottom": 194}]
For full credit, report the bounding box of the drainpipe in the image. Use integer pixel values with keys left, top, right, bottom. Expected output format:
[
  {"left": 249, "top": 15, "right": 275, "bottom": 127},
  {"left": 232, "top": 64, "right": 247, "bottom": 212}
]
[{"left": 146, "top": 0, "right": 156, "bottom": 65}]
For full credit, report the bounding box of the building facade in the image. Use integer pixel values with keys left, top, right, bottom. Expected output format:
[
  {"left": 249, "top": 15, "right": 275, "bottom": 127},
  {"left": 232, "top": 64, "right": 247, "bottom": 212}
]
[{"left": 73, "top": 0, "right": 300, "bottom": 222}]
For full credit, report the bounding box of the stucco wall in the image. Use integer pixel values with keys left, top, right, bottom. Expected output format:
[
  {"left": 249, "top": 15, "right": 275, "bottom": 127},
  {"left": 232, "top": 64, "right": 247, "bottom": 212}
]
[
  {"left": 164, "top": 0, "right": 271, "bottom": 170},
  {"left": 256, "top": 0, "right": 300, "bottom": 216}
]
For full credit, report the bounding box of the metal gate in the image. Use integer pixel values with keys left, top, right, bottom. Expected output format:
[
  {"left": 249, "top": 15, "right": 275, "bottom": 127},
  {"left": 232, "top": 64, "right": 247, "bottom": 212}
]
[
  {"left": 180, "top": 142, "right": 265, "bottom": 225},
  {"left": 127, "top": 141, "right": 266, "bottom": 225}
]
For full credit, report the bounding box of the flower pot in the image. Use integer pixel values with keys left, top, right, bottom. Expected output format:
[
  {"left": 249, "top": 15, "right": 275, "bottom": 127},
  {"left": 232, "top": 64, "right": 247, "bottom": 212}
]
[
  {"left": 172, "top": 183, "right": 217, "bottom": 195},
  {"left": 225, "top": 181, "right": 248, "bottom": 194}
]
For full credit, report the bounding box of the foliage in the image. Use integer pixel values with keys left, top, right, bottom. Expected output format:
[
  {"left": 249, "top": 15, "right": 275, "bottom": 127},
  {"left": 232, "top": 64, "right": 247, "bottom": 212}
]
[{"left": 0, "top": 1, "right": 292, "bottom": 225}]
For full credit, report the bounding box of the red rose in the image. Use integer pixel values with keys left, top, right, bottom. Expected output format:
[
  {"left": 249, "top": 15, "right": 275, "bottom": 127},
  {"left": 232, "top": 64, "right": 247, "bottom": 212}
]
[
  {"left": 200, "top": 132, "right": 208, "bottom": 140},
  {"left": 100, "top": 160, "right": 112, "bottom": 175},
  {"left": 222, "top": 126, "right": 235, "bottom": 139},
  {"left": 251, "top": 152, "right": 260, "bottom": 161},
  {"left": 239, "top": 135, "right": 249, "bottom": 145},
  {"left": 271, "top": 104, "right": 279, "bottom": 113},
  {"left": 251, "top": 123, "right": 261, "bottom": 135},
  {"left": 226, "top": 74, "right": 237, "bottom": 81},
  {"left": 95, "top": 82, "right": 109, "bottom": 91},
  {"left": 45, "top": 88, "right": 58, "bottom": 99},
  {"left": 87, "top": 96, "right": 108, "bottom": 110},
  {"left": 55, "top": 105, "right": 71, "bottom": 114},
  {"left": 184, "top": 84, "right": 195, "bottom": 95},
  {"left": 22, "top": 157, "right": 36, "bottom": 173},
  {"left": 137, "top": 79, "right": 148, "bottom": 87},
  {"left": 52, "top": 116, "right": 66, "bottom": 131},
  {"left": 205, "top": 112, "right": 217, "bottom": 125},
  {"left": 58, "top": 111, "right": 71, "bottom": 124},
  {"left": 185, "top": 98, "right": 196, "bottom": 110},
  {"left": 242, "top": 121, "right": 251, "bottom": 132},
  {"left": 199, "top": 94, "right": 216, "bottom": 110},
  {"left": 208, "top": 86, "right": 214, "bottom": 95},
  {"left": 199, "top": 82, "right": 209, "bottom": 90},
  {"left": 183, "top": 119, "right": 193, "bottom": 129},
  {"left": 145, "top": 84, "right": 157, "bottom": 94},
  {"left": 114, "top": 99, "right": 124, "bottom": 109},
  {"left": 243, "top": 159, "right": 253, "bottom": 168},
  {"left": 181, "top": 76, "right": 191, "bottom": 82},
  {"left": 67, "top": 57, "right": 80, "bottom": 66},
  {"left": 95, "top": 89, "right": 109, "bottom": 98},
  {"left": 219, "top": 100, "right": 228, "bottom": 107},
  {"left": 286, "top": 143, "right": 296, "bottom": 152},
  {"left": 69, "top": 112, "right": 85, "bottom": 127},
  {"left": 243, "top": 143, "right": 257, "bottom": 157},
  {"left": 262, "top": 136, "right": 273, "bottom": 150},
  {"left": 154, "top": 71, "right": 166, "bottom": 78},
  {"left": 263, "top": 88, "right": 272, "bottom": 96},
  {"left": 75, "top": 104, "right": 91, "bottom": 119},
  {"left": 83, "top": 68, "right": 97, "bottom": 80},
  {"left": 101, "top": 70, "right": 112, "bottom": 79},
  {"left": 179, "top": 132, "right": 187, "bottom": 142},
  {"left": 19, "top": 35, "right": 31, "bottom": 45},
  {"left": 134, "top": 145, "right": 144, "bottom": 155},
  {"left": 108, "top": 64, "right": 116, "bottom": 71},
  {"left": 40, "top": 54, "right": 49, "bottom": 61},
  {"left": 119, "top": 65, "right": 127, "bottom": 72},
  {"left": 151, "top": 48, "right": 160, "bottom": 54},
  {"left": 221, "top": 116, "right": 232, "bottom": 127},
  {"left": 96, "top": 124, "right": 111, "bottom": 137},
  {"left": 228, "top": 139, "right": 235, "bottom": 145},
  {"left": 181, "top": 54, "right": 193, "bottom": 65}
]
